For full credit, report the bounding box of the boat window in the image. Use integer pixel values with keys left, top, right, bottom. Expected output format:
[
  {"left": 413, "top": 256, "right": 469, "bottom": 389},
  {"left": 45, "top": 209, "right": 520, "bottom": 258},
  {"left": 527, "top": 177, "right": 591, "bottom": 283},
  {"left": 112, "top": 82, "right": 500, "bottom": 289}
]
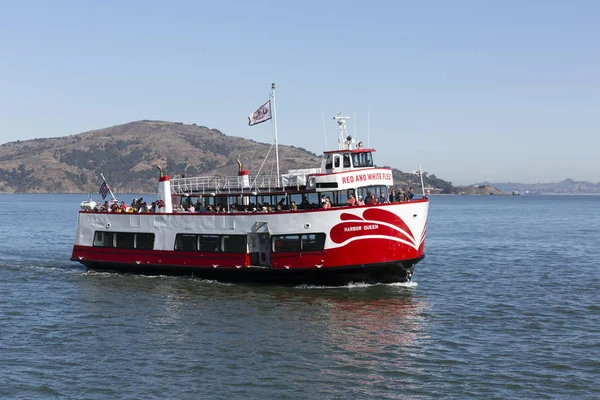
[
  {"left": 272, "top": 233, "right": 326, "bottom": 252},
  {"left": 334, "top": 155, "right": 341, "bottom": 168},
  {"left": 94, "top": 231, "right": 155, "bottom": 250},
  {"left": 136, "top": 233, "right": 155, "bottom": 250},
  {"left": 222, "top": 235, "right": 247, "bottom": 253},
  {"left": 116, "top": 233, "right": 135, "bottom": 249},
  {"left": 175, "top": 234, "right": 198, "bottom": 251},
  {"left": 351, "top": 152, "right": 374, "bottom": 168},
  {"left": 343, "top": 154, "right": 351, "bottom": 168},
  {"left": 199, "top": 235, "right": 221, "bottom": 252},
  {"left": 325, "top": 154, "right": 333, "bottom": 170},
  {"left": 273, "top": 235, "right": 301, "bottom": 252},
  {"left": 301, "top": 233, "right": 326, "bottom": 252},
  {"left": 93, "top": 231, "right": 115, "bottom": 247}
]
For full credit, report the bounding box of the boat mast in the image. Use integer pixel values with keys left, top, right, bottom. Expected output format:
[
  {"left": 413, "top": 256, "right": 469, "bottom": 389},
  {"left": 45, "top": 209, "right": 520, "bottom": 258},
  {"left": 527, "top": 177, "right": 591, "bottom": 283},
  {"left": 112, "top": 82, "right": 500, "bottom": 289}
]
[
  {"left": 271, "top": 83, "right": 280, "bottom": 187},
  {"left": 334, "top": 112, "right": 351, "bottom": 150}
]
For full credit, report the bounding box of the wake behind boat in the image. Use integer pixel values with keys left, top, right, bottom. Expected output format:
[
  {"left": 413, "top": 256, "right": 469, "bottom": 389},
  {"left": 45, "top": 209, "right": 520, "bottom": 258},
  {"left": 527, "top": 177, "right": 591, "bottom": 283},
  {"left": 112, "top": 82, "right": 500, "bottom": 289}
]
[{"left": 71, "top": 85, "right": 429, "bottom": 285}]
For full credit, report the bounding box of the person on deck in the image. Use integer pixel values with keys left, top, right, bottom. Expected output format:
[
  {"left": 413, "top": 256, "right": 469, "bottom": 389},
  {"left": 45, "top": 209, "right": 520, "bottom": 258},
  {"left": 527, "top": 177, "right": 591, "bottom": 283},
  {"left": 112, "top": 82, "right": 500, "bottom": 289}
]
[
  {"left": 322, "top": 198, "right": 332, "bottom": 209},
  {"left": 347, "top": 194, "right": 356, "bottom": 206},
  {"left": 356, "top": 196, "right": 365, "bottom": 206},
  {"left": 407, "top": 187, "right": 414, "bottom": 200},
  {"left": 368, "top": 194, "right": 378, "bottom": 205}
]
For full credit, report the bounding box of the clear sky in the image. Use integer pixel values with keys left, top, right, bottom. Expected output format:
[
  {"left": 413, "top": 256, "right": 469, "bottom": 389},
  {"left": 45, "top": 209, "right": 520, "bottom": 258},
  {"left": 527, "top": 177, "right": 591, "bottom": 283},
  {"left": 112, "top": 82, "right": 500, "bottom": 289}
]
[{"left": 1, "top": 0, "right": 598, "bottom": 185}]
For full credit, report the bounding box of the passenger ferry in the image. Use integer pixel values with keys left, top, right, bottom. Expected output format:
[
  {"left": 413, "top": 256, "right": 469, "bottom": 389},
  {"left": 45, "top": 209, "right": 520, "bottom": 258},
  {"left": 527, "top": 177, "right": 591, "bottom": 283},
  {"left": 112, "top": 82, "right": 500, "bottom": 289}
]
[{"left": 71, "top": 88, "right": 429, "bottom": 285}]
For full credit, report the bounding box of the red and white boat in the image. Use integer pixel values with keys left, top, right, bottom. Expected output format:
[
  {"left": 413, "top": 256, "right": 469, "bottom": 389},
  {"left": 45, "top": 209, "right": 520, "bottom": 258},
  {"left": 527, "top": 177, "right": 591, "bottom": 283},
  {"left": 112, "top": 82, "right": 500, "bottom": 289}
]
[{"left": 71, "top": 87, "right": 429, "bottom": 285}]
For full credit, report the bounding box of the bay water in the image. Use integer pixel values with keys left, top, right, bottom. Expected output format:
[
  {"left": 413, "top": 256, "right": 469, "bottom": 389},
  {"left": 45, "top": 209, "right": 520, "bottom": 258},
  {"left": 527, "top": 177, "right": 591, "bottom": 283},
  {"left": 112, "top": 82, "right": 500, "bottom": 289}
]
[{"left": 1, "top": 194, "right": 599, "bottom": 399}]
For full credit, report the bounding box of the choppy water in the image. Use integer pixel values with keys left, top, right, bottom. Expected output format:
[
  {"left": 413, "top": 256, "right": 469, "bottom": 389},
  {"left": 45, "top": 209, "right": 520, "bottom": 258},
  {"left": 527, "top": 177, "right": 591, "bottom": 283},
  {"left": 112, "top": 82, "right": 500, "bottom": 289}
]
[{"left": 1, "top": 194, "right": 599, "bottom": 399}]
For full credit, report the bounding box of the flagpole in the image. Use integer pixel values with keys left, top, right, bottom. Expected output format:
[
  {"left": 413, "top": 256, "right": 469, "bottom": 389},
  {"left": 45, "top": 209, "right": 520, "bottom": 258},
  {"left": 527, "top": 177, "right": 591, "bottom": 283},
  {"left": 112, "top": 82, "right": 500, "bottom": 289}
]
[
  {"left": 100, "top": 173, "right": 118, "bottom": 202},
  {"left": 271, "top": 83, "right": 280, "bottom": 187},
  {"left": 419, "top": 165, "right": 425, "bottom": 197}
]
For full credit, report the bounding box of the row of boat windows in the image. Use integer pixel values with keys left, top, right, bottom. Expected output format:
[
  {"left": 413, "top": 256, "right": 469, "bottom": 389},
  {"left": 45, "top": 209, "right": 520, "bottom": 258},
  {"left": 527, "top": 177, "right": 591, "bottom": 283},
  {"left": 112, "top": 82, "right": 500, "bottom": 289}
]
[
  {"left": 93, "top": 231, "right": 326, "bottom": 253},
  {"left": 324, "top": 152, "right": 374, "bottom": 170},
  {"left": 177, "top": 185, "right": 390, "bottom": 211},
  {"left": 93, "top": 231, "right": 155, "bottom": 250}
]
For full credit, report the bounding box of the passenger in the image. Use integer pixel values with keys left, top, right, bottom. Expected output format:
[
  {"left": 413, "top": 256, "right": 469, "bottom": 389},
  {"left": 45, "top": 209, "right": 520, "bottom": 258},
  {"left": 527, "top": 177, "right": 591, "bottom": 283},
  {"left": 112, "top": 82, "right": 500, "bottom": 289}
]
[
  {"left": 389, "top": 190, "right": 396, "bottom": 203},
  {"left": 176, "top": 204, "right": 185, "bottom": 213},
  {"left": 110, "top": 202, "right": 119, "bottom": 212},
  {"left": 396, "top": 189, "right": 404, "bottom": 202},
  {"left": 290, "top": 201, "right": 298, "bottom": 211},
  {"left": 120, "top": 201, "right": 127, "bottom": 211},
  {"left": 276, "top": 205, "right": 282, "bottom": 212},
  {"left": 322, "top": 198, "right": 332, "bottom": 209},
  {"left": 150, "top": 202, "right": 157, "bottom": 213},
  {"left": 347, "top": 194, "right": 356, "bottom": 206},
  {"left": 379, "top": 192, "right": 387, "bottom": 203},
  {"left": 356, "top": 196, "right": 365, "bottom": 206},
  {"left": 407, "top": 187, "right": 415, "bottom": 200},
  {"left": 321, "top": 195, "right": 327, "bottom": 205},
  {"left": 368, "top": 194, "right": 378, "bottom": 205},
  {"left": 188, "top": 203, "right": 195, "bottom": 213}
]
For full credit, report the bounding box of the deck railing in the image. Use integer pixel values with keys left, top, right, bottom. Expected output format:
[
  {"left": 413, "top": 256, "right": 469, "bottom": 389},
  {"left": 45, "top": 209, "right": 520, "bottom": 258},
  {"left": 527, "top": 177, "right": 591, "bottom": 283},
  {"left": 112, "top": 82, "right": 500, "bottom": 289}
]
[{"left": 170, "top": 173, "right": 309, "bottom": 195}]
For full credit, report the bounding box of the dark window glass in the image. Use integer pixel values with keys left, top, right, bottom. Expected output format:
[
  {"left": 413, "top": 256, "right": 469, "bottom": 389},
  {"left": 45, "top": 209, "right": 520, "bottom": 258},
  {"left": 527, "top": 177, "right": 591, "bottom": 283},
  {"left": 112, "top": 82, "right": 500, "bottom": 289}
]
[
  {"left": 116, "top": 233, "right": 135, "bottom": 249},
  {"left": 136, "top": 233, "right": 155, "bottom": 250},
  {"left": 199, "top": 235, "right": 221, "bottom": 252},
  {"left": 343, "top": 154, "right": 351, "bottom": 168},
  {"left": 325, "top": 154, "right": 333, "bottom": 169},
  {"left": 93, "top": 231, "right": 114, "bottom": 247},
  {"left": 273, "top": 235, "right": 301, "bottom": 252},
  {"left": 222, "top": 235, "right": 247, "bottom": 253},
  {"left": 334, "top": 156, "right": 340, "bottom": 168},
  {"left": 175, "top": 234, "right": 198, "bottom": 251},
  {"left": 301, "top": 233, "right": 326, "bottom": 252}
]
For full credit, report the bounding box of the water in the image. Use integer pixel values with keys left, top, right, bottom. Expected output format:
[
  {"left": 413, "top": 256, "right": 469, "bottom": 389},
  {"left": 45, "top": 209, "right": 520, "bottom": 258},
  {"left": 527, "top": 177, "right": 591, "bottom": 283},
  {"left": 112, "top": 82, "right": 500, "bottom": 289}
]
[{"left": 1, "top": 194, "right": 599, "bottom": 399}]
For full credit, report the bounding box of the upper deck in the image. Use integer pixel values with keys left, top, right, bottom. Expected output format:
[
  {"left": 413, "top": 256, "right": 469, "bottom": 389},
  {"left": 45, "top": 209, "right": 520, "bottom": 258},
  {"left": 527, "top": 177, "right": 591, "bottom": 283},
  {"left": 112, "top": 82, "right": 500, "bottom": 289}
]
[{"left": 170, "top": 113, "right": 394, "bottom": 195}]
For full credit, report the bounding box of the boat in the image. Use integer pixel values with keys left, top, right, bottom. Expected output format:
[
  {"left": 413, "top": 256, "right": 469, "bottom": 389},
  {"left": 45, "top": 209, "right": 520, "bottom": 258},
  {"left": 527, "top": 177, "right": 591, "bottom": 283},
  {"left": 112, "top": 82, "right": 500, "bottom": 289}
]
[{"left": 71, "top": 86, "right": 429, "bottom": 285}]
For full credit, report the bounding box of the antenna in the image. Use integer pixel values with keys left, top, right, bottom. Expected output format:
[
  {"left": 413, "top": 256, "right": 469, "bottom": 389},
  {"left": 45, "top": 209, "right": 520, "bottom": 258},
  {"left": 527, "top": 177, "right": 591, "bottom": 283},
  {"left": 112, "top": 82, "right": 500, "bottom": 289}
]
[
  {"left": 367, "top": 108, "right": 371, "bottom": 148},
  {"left": 353, "top": 109, "right": 357, "bottom": 138},
  {"left": 321, "top": 109, "right": 328, "bottom": 149}
]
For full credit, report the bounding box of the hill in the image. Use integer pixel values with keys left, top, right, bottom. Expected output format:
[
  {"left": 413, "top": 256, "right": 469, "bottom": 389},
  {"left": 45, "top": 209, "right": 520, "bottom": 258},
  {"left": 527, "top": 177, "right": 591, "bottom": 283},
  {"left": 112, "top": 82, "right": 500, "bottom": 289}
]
[{"left": 0, "top": 120, "right": 459, "bottom": 194}]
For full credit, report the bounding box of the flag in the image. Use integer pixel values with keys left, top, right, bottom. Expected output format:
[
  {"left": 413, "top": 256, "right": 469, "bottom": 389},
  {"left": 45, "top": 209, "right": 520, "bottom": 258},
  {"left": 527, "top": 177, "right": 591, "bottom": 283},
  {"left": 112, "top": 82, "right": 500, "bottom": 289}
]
[
  {"left": 156, "top": 199, "right": 165, "bottom": 209},
  {"left": 412, "top": 170, "right": 421, "bottom": 176},
  {"left": 99, "top": 181, "right": 110, "bottom": 199},
  {"left": 248, "top": 101, "right": 272, "bottom": 126}
]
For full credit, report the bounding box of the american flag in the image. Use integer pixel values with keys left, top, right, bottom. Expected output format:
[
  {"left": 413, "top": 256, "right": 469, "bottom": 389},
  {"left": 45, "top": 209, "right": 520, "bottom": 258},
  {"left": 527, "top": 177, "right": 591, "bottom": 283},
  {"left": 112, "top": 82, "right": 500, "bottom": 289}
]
[{"left": 99, "top": 182, "right": 110, "bottom": 199}]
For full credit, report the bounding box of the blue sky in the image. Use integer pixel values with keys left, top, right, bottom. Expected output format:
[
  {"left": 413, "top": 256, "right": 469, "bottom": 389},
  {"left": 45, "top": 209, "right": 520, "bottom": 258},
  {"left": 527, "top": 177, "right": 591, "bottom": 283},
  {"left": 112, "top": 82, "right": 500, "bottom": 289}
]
[{"left": 1, "top": 0, "right": 598, "bottom": 185}]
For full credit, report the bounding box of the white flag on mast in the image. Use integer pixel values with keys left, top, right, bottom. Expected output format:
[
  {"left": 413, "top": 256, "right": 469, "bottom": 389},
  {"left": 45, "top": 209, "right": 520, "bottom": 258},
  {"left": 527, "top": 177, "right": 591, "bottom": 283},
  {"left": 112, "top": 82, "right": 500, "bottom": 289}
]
[{"left": 248, "top": 100, "right": 272, "bottom": 126}]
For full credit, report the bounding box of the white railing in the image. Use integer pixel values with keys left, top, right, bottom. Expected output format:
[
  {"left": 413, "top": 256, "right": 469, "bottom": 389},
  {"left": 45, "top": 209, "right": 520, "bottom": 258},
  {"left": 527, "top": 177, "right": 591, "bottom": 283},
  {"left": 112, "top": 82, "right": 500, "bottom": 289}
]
[{"left": 170, "top": 174, "right": 307, "bottom": 195}]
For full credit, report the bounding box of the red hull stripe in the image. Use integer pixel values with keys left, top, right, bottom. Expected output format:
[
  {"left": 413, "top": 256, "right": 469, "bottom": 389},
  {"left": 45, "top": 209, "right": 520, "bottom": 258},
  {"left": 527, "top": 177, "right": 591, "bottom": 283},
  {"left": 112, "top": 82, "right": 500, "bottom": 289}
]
[{"left": 72, "top": 239, "right": 424, "bottom": 270}]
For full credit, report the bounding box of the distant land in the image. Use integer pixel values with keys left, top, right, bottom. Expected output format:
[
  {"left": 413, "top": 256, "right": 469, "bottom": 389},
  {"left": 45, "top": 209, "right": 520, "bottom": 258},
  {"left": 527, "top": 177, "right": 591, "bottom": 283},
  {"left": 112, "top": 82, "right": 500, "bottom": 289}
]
[
  {"left": 476, "top": 180, "right": 600, "bottom": 194},
  {"left": 0, "top": 120, "right": 461, "bottom": 194},
  {"left": 1, "top": 121, "right": 594, "bottom": 196}
]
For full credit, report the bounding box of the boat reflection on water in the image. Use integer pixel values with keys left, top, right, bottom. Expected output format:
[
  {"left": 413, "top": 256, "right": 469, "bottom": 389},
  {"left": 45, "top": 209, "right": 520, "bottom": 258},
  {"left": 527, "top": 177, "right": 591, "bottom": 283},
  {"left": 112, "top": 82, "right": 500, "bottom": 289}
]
[{"left": 324, "top": 287, "right": 428, "bottom": 353}]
